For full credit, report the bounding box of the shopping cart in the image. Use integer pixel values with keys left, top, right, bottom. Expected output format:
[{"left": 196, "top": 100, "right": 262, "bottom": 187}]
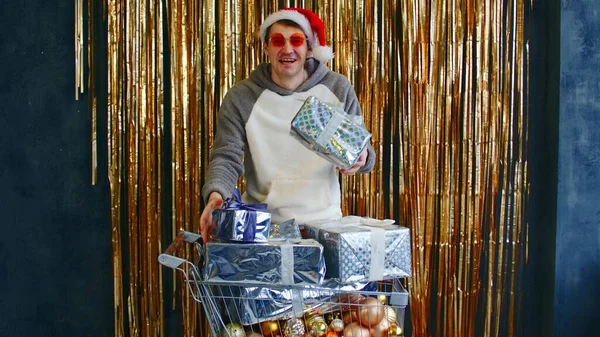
[{"left": 159, "top": 231, "right": 408, "bottom": 337}]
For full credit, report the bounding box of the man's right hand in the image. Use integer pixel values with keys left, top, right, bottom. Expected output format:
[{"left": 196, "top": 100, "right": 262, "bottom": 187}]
[{"left": 200, "top": 191, "right": 224, "bottom": 243}]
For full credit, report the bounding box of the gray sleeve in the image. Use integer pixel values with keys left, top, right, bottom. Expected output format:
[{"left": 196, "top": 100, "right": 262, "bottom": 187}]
[
  {"left": 201, "top": 85, "right": 255, "bottom": 202},
  {"left": 326, "top": 72, "right": 376, "bottom": 173}
]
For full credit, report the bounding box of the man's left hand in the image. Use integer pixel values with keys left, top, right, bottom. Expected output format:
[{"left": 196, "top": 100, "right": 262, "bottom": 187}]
[{"left": 340, "top": 149, "right": 368, "bottom": 175}]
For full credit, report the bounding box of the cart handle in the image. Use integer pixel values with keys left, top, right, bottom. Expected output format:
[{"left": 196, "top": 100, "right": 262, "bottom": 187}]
[{"left": 158, "top": 231, "right": 201, "bottom": 269}]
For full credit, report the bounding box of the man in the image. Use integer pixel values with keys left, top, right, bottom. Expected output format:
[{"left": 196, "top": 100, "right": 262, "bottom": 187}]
[{"left": 200, "top": 8, "right": 376, "bottom": 243}]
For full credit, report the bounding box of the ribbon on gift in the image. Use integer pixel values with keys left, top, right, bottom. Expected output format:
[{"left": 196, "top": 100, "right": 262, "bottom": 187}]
[
  {"left": 279, "top": 239, "right": 306, "bottom": 315},
  {"left": 313, "top": 108, "right": 346, "bottom": 154},
  {"left": 221, "top": 189, "right": 268, "bottom": 241},
  {"left": 309, "top": 216, "right": 396, "bottom": 281}
]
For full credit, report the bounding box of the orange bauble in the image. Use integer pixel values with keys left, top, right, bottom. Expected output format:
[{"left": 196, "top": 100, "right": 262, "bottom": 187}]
[
  {"left": 342, "top": 311, "right": 358, "bottom": 325},
  {"left": 260, "top": 320, "right": 282, "bottom": 337},
  {"left": 370, "top": 315, "right": 391, "bottom": 337},
  {"left": 343, "top": 323, "right": 371, "bottom": 337},
  {"left": 356, "top": 297, "right": 385, "bottom": 327}
]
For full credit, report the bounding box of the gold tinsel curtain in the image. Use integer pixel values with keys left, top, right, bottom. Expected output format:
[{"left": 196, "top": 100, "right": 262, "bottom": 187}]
[{"left": 75, "top": 0, "right": 530, "bottom": 336}]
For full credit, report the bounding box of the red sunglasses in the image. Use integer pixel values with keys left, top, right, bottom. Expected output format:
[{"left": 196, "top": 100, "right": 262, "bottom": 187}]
[{"left": 268, "top": 33, "right": 306, "bottom": 48}]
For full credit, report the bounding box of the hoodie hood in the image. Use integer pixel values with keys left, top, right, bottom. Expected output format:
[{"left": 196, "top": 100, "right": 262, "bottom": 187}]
[{"left": 249, "top": 58, "right": 330, "bottom": 96}]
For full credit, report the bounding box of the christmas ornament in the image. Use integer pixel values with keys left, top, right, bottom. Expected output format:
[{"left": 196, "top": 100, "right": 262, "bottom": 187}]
[
  {"left": 329, "top": 318, "right": 344, "bottom": 333},
  {"left": 324, "top": 313, "right": 334, "bottom": 325},
  {"left": 384, "top": 306, "right": 397, "bottom": 324},
  {"left": 338, "top": 293, "right": 365, "bottom": 307},
  {"left": 284, "top": 317, "right": 306, "bottom": 337},
  {"left": 370, "top": 316, "right": 391, "bottom": 337},
  {"left": 377, "top": 295, "right": 387, "bottom": 305},
  {"left": 356, "top": 297, "right": 385, "bottom": 327},
  {"left": 343, "top": 322, "right": 371, "bottom": 337},
  {"left": 305, "top": 313, "right": 329, "bottom": 337},
  {"left": 222, "top": 323, "right": 246, "bottom": 337},
  {"left": 388, "top": 324, "right": 403, "bottom": 337},
  {"left": 342, "top": 310, "right": 358, "bottom": 325},
  {"left": 260, "top": 320, "right": 282, "bottom": 337}
]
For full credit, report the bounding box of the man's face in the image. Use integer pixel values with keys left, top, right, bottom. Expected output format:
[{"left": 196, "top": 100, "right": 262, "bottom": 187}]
[{"left": 264, "top": 22, "right": 310, "bottom": 84}]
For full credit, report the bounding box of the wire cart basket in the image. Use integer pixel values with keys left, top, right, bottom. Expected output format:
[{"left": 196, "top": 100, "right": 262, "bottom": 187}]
[{"left": 159, "top": 231, "right": 408, "bottom": 337}]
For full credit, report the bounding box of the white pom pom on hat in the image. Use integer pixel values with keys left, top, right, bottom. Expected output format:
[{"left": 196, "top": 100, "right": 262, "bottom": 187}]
[{"left": 259, "top": 7, "right": 334, "bottom": 63}]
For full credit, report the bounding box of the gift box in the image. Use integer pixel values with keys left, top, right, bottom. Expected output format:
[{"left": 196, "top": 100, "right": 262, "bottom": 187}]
[
  {"left": 211, "top": 191, "right": 271, "bottom": 242},
  {"left": 213, "top": 279, "right": 370, "bottom": 325},
  {"left": 202, "top": 239, "right": 326, "bottom": 285},
  {"left": 303, "top": 216, "right": 412, "bottom": 283},
  {"left": 269, "top": 218, "right": 302, "bottom": 241},
  {"left": 290, "top": 95, "right": 372, "bottom": 169}
]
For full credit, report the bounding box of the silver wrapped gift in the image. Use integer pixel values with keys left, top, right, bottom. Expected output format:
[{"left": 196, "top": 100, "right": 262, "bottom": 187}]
[
  {"left": 304, "top": 216, "right": 412, "bottom": 283},
  {"left": 211, "top": 280, "right": 369, "bottom": 325},
  {"left": 290, "top": 95, "right": 371, "bottom": 169},
  {"left": 202, "top": 239, "right": 326, "bottom": 285},
  {"left": 268, "top": 218, "right": 302, "bottom": 241}
]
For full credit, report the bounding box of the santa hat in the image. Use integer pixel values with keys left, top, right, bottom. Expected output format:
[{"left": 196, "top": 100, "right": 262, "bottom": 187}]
[{"left": 259, "top": 8, "right": 334, "bottom": 63}]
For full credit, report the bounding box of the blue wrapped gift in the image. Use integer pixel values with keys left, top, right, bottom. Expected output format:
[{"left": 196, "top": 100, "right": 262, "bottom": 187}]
[{"left": 211, "top": 190, "right": 271, "bottom": 242}]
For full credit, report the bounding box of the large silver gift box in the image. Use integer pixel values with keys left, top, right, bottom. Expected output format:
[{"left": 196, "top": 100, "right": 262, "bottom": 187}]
[
  {"left": 290, "top": 95, "right": 372, "bottom": 169},
  {"left": 202, "top": 239, "right": 326, "bottom": 285},
  {"left": 303, "top": 217, "right": 412, "bottom": 283}
]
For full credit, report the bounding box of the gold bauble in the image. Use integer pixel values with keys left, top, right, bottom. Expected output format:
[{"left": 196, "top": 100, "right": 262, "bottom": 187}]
[
  {"left": 383, "top": 306, "right": 397, "bottom": 324},
  {"left": 323, "top": 313, "right": 335, "bottom": 325},
  {"left": 305, "top": 314, "right": 328, "bottom": 337},
  {"left": 329, "top": 318, "right": 344, "bottom": 333},
  {"left": 222, "top": 323, "right": 246, "bottom": 337},
  {"left": 343, "top": 322, "right": 371, "bottom": 337},
  {"left": 260, "top": 320, "right": 281, "bottom": 337},
  {"left": 356, "top": 297, "right": 385, "bottom": 327},
  {"left": 388, "top": 324, "right": 403, "bottom": 337},
  {"left": 377, "top": 294, "right": 387, "bottom": 305}
]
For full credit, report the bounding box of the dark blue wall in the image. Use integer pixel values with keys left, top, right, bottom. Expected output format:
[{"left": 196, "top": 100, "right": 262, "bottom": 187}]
[
  {"left": 555, "top": 0, "right": 600, "bottom": 335},
  {"left": 525, "top": 0, "right": 560, "bottom": 335},
  {"left": 0, "top": 1, "right": 114, "bottom": 336}
]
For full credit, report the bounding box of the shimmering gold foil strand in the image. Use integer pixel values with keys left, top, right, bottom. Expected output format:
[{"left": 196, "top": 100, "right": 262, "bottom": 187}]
[
  {"left": 173, "top": 0, "right": 198, "bottom": 334},
  {"left": 125, "top": 0, "right": 140, "bottom": 334},
  {"left": 170, "top": 0, "right": 183, "bottom": 330},
  {"left": 183, "top": 9, "right": 195, "bottom": 331},
  {"left": 154, "top": 0, "right": 166, "bottom": 334},
  {"left": 399, "top": 0, "right": 530, "bottom": 336},
  {"left": 76, "top": 0, "right": 84, "bottom": 99},
  {"left": 86, "top": 0, "right": 98, "bottom": 185},
  {"left": 78, "top": 1, "right": 531, "bottom": 336},
  {"left": 139, "top": 0, "right": 149, "bottom": 334},
  {"left": 144, "top": 0, "right": 162, "bottom": 333},
  {"left": 191, "top": 0, "right": 204, "bottom": 332},
  {"left": 202, "top": 0, "right": 217, "bottom": 175},
  {"left": 106, "top": 0, "right": 126, "bottom": 336}
]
